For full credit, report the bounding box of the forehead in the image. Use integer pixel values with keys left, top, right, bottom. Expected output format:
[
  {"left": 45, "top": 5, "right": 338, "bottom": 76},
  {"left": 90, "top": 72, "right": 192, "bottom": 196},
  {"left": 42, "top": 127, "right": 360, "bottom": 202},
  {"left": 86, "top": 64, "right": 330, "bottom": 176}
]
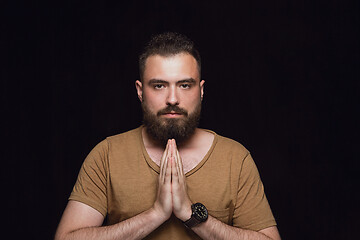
[{"left": 143, "top": 53, "right": 200, "bottom": 82}]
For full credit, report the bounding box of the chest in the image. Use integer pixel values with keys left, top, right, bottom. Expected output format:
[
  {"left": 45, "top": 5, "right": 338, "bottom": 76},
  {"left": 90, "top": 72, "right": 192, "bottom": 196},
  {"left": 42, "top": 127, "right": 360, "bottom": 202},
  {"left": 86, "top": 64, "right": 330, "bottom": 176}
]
[
  {"left": 105, "top": 141, "right": 239, "bottom": 227},
  {"left": 106, "top": 155, "right": 235, "bottom": 224},
  {"left": 147, "top": 147, "right": 208, "bottom": 174}
]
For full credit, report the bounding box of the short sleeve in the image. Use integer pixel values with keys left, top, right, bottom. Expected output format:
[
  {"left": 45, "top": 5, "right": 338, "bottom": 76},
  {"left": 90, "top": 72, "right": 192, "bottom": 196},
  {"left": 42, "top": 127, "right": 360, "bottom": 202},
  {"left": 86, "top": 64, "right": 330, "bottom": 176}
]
[
  {"left": 69, "top": 139, "right": 108, "bottom": 216},
  {"left": 232, "top": 153, "right": 276, "bottom": 231}
]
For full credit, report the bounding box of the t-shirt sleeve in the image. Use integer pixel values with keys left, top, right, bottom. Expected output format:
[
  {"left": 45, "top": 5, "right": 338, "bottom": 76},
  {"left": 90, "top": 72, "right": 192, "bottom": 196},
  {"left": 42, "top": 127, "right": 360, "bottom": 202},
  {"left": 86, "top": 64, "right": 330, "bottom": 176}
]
[
  {"left": 68, "top": 139, "right": 108, "bottom": 216},
  {"left": 232, "top": 153, "right": 277, "bottom": 231}
]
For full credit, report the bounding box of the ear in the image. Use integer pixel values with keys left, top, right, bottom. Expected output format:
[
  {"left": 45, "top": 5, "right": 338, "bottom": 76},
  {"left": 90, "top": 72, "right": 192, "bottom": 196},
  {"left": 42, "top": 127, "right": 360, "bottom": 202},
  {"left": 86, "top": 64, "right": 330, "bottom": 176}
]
[
  {"left": 135, "top": 80, "right": 143, "bottom": 102},
  {"left": 200, "top": 80, "right": 205, "bottom": 101}
]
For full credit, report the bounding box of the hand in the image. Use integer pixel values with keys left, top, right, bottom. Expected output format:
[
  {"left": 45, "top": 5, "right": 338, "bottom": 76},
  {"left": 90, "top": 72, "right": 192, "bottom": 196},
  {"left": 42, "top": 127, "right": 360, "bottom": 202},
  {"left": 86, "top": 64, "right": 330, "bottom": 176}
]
[
  {"left": 152, "top": 140, "right": 173, "bottom": 221},
  {"left": 152, "top": 139, "right": 192, "bottom": 222},
  {"left": 170, "top": 140, "right": 193, "bottom": 222}
]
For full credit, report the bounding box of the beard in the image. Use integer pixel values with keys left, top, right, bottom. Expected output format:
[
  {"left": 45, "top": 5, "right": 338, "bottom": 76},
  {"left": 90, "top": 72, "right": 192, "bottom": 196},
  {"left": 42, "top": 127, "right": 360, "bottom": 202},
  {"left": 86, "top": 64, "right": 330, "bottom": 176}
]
[{"left": 142, "top": 101, "right": 201, "bottom": 146}]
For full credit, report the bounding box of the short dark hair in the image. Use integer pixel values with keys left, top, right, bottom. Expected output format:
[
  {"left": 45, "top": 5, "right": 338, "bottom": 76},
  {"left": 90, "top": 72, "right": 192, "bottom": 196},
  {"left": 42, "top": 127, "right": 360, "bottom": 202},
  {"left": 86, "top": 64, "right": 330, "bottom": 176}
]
[{"left": 139, "top": 32, "right": 201, "bottom": 80}]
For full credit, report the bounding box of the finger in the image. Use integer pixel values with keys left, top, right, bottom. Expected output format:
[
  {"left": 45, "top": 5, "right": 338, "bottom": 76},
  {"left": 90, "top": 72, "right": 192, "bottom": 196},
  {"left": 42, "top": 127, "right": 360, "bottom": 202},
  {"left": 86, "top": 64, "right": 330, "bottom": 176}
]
[
  {"left": 173, "top": 148, "right": 181, "bottom": 182},
  {"left": 168, "top": 139, "right": 174, "bottom": 158},
  {"left": 174, "top": 141, "right": 184, "bottom": 182},
  {"left": 176, "top": 148, "right": 184, "bottom": 178},
  {"left": 160, "top": 140, "right": 170, "bottom": 169},
  {"left": 160, "top": 140, "right": 171, "bottom": 183},
  {"left": 171, "top": 155, "right": 179, "bottom": 184},
  {"left": 173, "top": 139, "right": 184, "bottom": 178},
  {"left": 172, "top": 139, "right": 176, "bottom": 157},
  {"left": 164, "top": 153, "right": 172, "bottom": 184}
]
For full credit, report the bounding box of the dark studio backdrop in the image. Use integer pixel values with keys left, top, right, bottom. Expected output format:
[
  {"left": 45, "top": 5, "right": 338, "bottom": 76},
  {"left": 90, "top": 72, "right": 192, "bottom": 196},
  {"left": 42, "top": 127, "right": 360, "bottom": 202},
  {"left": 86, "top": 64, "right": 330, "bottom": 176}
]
[{"left": 2, "top": 0, "right": 359, "bottom": 239}]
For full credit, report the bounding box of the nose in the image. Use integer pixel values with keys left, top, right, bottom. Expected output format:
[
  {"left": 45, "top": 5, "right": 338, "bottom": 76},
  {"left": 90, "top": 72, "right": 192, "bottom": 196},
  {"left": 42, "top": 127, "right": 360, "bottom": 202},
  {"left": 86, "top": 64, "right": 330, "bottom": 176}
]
[{"left": 166, "top": 86, "right": 179, "bottom": 106}]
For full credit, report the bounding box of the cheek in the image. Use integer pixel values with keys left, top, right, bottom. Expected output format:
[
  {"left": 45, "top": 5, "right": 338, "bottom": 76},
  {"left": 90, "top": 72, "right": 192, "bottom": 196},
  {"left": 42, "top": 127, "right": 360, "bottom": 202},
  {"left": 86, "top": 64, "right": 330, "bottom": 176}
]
[
  {"left": 143, "top": 91, "right": 165, "bottom": 108},
  {"left": 183, "top": 91, "right": 201, "bottom": 104},
  {"left": 181, "top": 94, "right": 201, "bottom": 113}
]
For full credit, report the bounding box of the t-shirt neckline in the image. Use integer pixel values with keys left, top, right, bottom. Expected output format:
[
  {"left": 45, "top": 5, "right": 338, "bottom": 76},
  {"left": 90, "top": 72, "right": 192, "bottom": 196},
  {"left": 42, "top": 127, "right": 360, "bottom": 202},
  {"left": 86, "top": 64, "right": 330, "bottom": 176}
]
[{"left": 138, "top": 125, "right": 218, "bottom": 177}]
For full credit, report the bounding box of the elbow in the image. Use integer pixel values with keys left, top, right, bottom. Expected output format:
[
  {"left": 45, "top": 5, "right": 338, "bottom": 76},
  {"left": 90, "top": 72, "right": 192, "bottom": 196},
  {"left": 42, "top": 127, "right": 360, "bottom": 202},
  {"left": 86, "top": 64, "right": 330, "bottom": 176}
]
[
  {"left": 54, "top": 229, "right": 69, "bottom": 240},
  {"left": 54, "top": 233, "right": 63, "bottom": 240}
]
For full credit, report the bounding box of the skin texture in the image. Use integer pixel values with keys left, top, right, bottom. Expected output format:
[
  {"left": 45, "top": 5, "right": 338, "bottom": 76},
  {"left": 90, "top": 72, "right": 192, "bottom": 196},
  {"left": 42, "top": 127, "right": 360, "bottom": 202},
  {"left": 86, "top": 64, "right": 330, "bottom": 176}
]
[
  {"left": 135, "top": 53, "right": 205, "bottom": 143},
  {"left": 55, "top": 53, "right": 281, "bottom": 240}
]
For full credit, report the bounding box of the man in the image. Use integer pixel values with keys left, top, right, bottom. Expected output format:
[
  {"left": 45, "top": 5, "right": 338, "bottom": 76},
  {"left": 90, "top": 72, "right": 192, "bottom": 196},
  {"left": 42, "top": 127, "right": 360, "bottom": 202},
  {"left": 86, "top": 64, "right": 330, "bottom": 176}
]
[{"left": 55, "top": 32, "right": 281, "bottom": 240}]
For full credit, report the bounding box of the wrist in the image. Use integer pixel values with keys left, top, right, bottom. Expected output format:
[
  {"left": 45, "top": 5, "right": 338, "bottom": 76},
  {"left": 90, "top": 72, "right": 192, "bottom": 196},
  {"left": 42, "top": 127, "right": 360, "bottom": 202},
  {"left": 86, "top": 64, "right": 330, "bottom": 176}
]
[
  {"left": 177, "top": 206, "right": 193, "bottom": 222},
  {"left": 149, "top": 205, "right": 170, "bottom": 223}
]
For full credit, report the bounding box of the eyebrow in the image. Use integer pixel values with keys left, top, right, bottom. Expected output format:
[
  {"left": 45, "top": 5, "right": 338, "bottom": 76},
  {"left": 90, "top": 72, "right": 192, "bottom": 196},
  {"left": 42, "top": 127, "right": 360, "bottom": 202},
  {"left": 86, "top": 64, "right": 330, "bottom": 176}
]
[
  {"left": 148, "top": 78, "right": 196, "bottom": 84},
  {"left": 148, "top": 79, "right": 168, "bottom": 84},
  {"left": 177, "top": 78, "right": 196, "bottom": 84}
]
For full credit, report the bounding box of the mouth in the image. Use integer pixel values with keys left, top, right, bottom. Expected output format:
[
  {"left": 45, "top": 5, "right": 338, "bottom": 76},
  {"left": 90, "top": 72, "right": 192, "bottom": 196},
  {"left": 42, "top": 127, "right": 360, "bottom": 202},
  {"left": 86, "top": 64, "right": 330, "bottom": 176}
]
[
  {"left": 161, "top": 111, "right": 183, "bottom": 118},
  {"left": 157, "top": 106, "right": 188, "bottom": 118}
]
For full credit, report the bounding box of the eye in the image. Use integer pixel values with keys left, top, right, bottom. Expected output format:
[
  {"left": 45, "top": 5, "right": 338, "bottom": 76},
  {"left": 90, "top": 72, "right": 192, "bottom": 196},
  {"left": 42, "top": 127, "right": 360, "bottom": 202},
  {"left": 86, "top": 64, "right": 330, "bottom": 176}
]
[
  {"left": 154, "top": 84, "right": 165, "bottom": 89},
  {"left": 180, "top": 83, "right": 191, "bottom": 89}
]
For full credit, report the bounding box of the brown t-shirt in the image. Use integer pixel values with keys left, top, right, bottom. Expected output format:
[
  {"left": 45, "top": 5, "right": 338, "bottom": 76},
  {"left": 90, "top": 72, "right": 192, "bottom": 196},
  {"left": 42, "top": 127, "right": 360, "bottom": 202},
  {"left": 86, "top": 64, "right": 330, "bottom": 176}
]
[{"left": 69, "top": 126, "right": 276, "bottom": 239}]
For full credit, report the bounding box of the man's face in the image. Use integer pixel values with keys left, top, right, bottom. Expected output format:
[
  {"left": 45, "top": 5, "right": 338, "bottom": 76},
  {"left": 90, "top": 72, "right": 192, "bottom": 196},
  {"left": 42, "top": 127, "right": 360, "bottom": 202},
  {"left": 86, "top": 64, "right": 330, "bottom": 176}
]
[{"left": 136, "top": 53, "right": 205, "bottom": 145}]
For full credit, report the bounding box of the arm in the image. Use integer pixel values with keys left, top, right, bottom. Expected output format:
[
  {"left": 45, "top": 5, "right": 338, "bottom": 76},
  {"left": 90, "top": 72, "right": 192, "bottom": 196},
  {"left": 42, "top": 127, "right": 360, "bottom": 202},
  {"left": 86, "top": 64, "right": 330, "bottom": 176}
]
[
  {"left": 191, "top": 216, "right": 281, "bottom": 240},
  {"left": 55, "top": 141, "right": 173, "bottom": 240},
  {"left": 54, "top": 200, "right": 166, "bottom": 240}
]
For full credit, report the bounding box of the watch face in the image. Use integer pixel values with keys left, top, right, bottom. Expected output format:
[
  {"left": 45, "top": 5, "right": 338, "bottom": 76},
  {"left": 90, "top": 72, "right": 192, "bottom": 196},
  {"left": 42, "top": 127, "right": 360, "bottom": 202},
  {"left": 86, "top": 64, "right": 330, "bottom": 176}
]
[{"left": 193, "top": 203, "right": 208, "bottom": 222}]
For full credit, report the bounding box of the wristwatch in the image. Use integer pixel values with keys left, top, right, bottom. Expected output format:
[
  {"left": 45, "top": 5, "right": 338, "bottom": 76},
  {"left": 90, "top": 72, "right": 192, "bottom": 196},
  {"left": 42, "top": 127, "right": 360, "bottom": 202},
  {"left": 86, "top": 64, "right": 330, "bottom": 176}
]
[{"left": 183, "top": 202, "right": 208, "bottom": 228}]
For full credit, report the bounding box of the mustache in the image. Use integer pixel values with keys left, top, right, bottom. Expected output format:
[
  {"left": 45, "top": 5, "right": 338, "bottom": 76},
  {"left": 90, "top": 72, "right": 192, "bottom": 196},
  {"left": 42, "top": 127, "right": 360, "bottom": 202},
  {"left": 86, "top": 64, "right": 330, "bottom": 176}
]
[{"left": 157, "top": 105, "right": 188, "bottom": 116}]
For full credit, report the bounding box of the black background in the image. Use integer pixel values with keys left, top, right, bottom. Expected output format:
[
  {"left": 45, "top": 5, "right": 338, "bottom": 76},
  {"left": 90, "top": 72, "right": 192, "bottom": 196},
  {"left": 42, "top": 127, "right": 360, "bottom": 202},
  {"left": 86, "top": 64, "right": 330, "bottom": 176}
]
[{"left": 2, "top": 0, "right": 359, "bottom": 239}]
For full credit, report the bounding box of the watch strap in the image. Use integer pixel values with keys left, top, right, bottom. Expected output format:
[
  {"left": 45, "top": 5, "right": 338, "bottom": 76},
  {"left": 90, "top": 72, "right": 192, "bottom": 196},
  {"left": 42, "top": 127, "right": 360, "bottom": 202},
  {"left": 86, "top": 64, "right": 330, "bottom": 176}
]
[{"left": 183, "top": 215, "right": 201, "bottom": 228}]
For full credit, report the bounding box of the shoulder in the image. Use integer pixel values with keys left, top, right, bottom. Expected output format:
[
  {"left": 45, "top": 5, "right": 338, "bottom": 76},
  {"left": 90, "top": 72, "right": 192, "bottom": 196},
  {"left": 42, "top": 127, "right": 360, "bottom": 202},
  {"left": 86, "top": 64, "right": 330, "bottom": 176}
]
[
  {"left": 105, "top": 126, "right": 142, "bottom": 146},
  {"left": 218, "top": 134, "right": 249, "bottom": 153},
  {"left": 197, "top": 129, "right": 252, "bottom": 173},
  {"left": 204, "top": 129, "right": 250, "bottom": 158},
  {"left": 86, "top": 127, "right": 142, "bottom": 159},
  {"left": 82, "top": 127, "right": 143, "bottom": 169}
]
